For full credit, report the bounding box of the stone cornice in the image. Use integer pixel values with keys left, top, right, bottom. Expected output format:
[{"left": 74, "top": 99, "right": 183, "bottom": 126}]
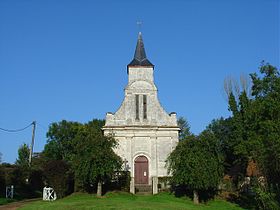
[{"left": 102, "top": 125, "right": 180, "bottom": 131}]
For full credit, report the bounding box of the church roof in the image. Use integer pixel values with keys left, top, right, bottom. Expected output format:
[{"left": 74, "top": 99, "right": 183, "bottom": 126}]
[{"left": 128, "top": 32, "right": 154, "bottom": 67}]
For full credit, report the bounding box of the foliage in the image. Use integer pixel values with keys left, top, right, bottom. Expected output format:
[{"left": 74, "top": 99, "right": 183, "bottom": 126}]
[
  {"left": 104, "top": 171, "right": 131, "bottom": 193},
  {"left": 254, "top": 186, "right": 280, "bottom": 210},
  {"left": 44, "top": 120, "right": 83, "bottom": 161},
  {"left": 15, "top": 143, "right": 30, "bottom": 169},
  {"left": 177, "top": 117, "right": 192, "bottom": 141},
  {"left": 0, "top": 198, "right": 17, "bottom": 206},
  {"left": 5, "top": 165, "right": 26, "bottom": 188},
  {"left": 29, "top": 169, "right": 44, "bottom": 194},
  {"left": 2, "top": 164, "right": 36, "bottom": 198},
  {"left": 167, "top": 131, "right": 224, "bottom": 203},
  {"left": 43, "top": 119, "right": 106, "bottom": 162},
  {"left": 20, "top": 192, "right": 244, "bottom": 210},
  {"left": 0, "top": 162, "right": 44, "bottom": 199},
  {"left": 73, "top": 122, "right": 122, "bottom": 194},
  {"left": 43, "top": 160, "right": 73, "bottom": 198},
  {"left": 0, "top": 166, "right": 5, "bottom": 197},
  {"left": 206, "top": 117, "right": 248, "bottom": 184},
  {"left": 218, "top": 63, "right": 280, "bottom": 208},
  {"left": 42, "top": 119, "right": 122, "bottom": 195},
  {"left": 248, "top": 63, "right": 280, "bottom": 188},
  {"left": 13, "top": 143, "right": 44, "bottom": 198}
]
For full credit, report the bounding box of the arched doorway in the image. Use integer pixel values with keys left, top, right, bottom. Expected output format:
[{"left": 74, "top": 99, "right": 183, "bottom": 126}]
[{"left": 134, "top": 156, "right": 149, "bottom": 184}]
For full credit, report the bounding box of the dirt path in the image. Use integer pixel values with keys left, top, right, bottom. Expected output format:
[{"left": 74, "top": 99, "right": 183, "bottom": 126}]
[{"left": 0, "top": 198, "right": 40, "bottom": 210}]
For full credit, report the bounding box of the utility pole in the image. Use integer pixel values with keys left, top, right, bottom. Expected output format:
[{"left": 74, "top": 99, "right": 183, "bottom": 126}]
[{"left": 28, "top": 121, "right": 36, "bottom": 166}]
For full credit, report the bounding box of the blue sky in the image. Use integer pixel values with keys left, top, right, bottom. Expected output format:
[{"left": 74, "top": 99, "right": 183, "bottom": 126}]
[{"left": 0, "top": 0, "right": 279, "bottom": 163}]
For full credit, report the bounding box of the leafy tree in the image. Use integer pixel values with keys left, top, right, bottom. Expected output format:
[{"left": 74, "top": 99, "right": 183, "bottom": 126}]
[
  {"left": 225, "top": 63, "right": 280, "bottom": 189},
  {"left": 177, "top": 117, "right": 192, "bottom": 141},
  {"left": 43, "top": 119, "right": 115, "bottom": 195},
  {"left": 15, "top": 143, "right": 30, "bottom": 168},
  {"left": 206, "top": 116, "right": 249, "bottom": 185},
  {"left": 248, "top": 63, "right": 280, "bottom": 195},
  {"left": 216, "top": 76, "right": 254, "bottom": 184},
  {"left": 220, "top": 63, "right": 280, "bottom": 207},
  {"left": 44, "top": 120, "right": 83, "bottom": 161},
  {"left": 44, "top": 119, "right": 105, "bottom": 162},
  {"left": 167, "top": 131, "right": 224, "bottom": 204},
  {"left": 73, "top": 122, "right": 122, "bottom": 196}
]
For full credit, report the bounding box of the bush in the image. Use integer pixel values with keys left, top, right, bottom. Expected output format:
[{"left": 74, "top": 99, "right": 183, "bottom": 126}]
[
  {"left": 29, "top": 169, "right": 44, "bottom": 195},
  {"left": 104, "top": 171, "right": 131, "bottom": 194},
  {"left": 43, "top": 160, "right": 74, "bottom": 198},
  {"left": 158, "top": 177, "right": 170, "bottom": 192},
  {"left": 254, "top": 186, "right": 280, "bottom": 210},
  {"left": 0, "top": 166, "right": 5, "bottom": 197}
]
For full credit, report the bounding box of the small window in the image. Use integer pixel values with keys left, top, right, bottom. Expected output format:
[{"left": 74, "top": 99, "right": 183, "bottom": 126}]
[
  {"left": 135, "top": 95, "right": 139, "bottom": 120},
  {"left": 143, "top": 95, "right": 147, "bottom": 119}
]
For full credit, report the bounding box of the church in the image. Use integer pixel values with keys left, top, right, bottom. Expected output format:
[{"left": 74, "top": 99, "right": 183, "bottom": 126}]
[{"left": 103, "top": 32, "right": 179, "bottom": 194}]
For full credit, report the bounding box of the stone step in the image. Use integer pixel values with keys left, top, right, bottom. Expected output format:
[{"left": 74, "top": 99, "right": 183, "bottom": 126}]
[{"left": 135, "top": 185, "right": 152, "bottom": 194}]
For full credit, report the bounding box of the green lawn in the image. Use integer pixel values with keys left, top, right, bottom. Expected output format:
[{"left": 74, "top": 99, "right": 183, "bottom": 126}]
[
  {"left": 0, "top": 197, "right": 16, "bottom": 205},
  {"left": 19, "top": 191, "right": 245, "bottom": 210}
]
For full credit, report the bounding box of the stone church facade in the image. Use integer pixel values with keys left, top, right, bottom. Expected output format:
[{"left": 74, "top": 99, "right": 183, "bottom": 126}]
[{"left": 103, "top": 32, "right": 179, "bottom": 194}]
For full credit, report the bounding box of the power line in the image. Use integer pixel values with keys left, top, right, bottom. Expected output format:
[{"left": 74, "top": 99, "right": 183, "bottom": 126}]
[
  {"left": 36, "top": 122, "right": 48, "bottom": 131},
  {"left": 0, "top": 122, "right": 33, "bottom": 133}
]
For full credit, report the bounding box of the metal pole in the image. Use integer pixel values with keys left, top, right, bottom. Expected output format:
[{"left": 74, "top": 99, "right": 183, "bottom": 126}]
[{"left": 29, "top": 121, "right": 36, "bottom": 166}]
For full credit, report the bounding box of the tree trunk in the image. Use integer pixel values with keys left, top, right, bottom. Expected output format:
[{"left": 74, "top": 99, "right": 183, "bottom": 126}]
[
  {"left": 193, "top": 190, "right": 199, "bottom": 204},
  {"left": 97, "top": 181, "right": 102, "bottom": 197}
]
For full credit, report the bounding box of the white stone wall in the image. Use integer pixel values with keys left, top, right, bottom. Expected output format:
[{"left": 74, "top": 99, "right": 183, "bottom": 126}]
[
  {"left": 103, "top": 127, "right": 179, "bottom": 180},
  {"left": 105, "top": 66, "right": 177, "bottom": 127},
  {"left": 103, "top": 65, "right": 179, "bottom": 185}
]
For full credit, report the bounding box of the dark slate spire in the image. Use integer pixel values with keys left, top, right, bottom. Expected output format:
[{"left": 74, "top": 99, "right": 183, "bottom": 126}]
[{"left": 128, "top": 32, "right": 154, "bottom": 67}]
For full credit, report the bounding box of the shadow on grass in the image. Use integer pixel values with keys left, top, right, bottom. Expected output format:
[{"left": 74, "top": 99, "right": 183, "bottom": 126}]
[
  {"left": 223, "top": 192, "right": 256, "bottom": 210},
  {"left": 172, "top": 185, "right": 217, "bottom": 203}
]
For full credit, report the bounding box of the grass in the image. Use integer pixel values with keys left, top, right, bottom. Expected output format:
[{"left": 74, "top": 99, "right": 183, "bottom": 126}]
[
  {"left": 19, "top": 191, "right": 245, "bottom": 210},
  {"left": 0, "top": 197, "right": 17, "bottom": 205}
]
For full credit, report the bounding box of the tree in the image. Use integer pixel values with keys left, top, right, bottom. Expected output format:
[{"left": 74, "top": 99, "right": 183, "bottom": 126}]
[
  {"left": 16, "top": 143, "right": 30, "bottom": 168},
  {"left": 225, "top": 63, "right": 280, "bottom": 189},
  {"left": 223, "top": 74, "right": 252, "bottom": 103},
  {"left": 73, "top": 122, "right": 122, "bottom": 196},
  {"left": 220, "top": 74, "right": 254, "bottom": 184},
  {"left": 44, "top": 120, "right": 83, "bottom": 161},
  {"left": 43, "top": 119, "right": 113, "bottom": 195},
  {"left": 248, "top": 63, "right": 280, "bottom": 191},
  {"left": 167, "top": 131, "right": 224, "bottom": 204},
  {"left": 221, "top": 63, "right": 280, "bottom": 207},
  {"left": 177, "top": 117, "right": 191, "bottom": 141}
]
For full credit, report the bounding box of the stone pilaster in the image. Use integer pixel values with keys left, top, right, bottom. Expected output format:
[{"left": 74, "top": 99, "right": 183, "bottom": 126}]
[
  {"left": 152, "top": 176, "right": 158, "bottom": 194},
  {"left": 130, "top": 177, "right": 135, "bottom": 194}
]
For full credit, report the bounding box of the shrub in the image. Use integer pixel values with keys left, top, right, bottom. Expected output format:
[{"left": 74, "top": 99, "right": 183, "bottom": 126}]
[{"left": 43, "top": 160, "right": 74, "bottom": 198}]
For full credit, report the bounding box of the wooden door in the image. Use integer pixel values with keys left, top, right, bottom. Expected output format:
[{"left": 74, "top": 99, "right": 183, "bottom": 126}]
[{"left": 134, "top": 156, "right": 148, "bottom": 184}]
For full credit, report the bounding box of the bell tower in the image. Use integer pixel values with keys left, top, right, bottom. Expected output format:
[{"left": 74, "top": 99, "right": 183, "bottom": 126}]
[{"left": 103, "top": 32, "right": 179, "bottom": 194}]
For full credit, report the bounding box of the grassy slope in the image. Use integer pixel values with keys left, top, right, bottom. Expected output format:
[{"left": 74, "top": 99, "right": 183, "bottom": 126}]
[{"left": 20, "top": 192, "right": 244, "bottom": 210}]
